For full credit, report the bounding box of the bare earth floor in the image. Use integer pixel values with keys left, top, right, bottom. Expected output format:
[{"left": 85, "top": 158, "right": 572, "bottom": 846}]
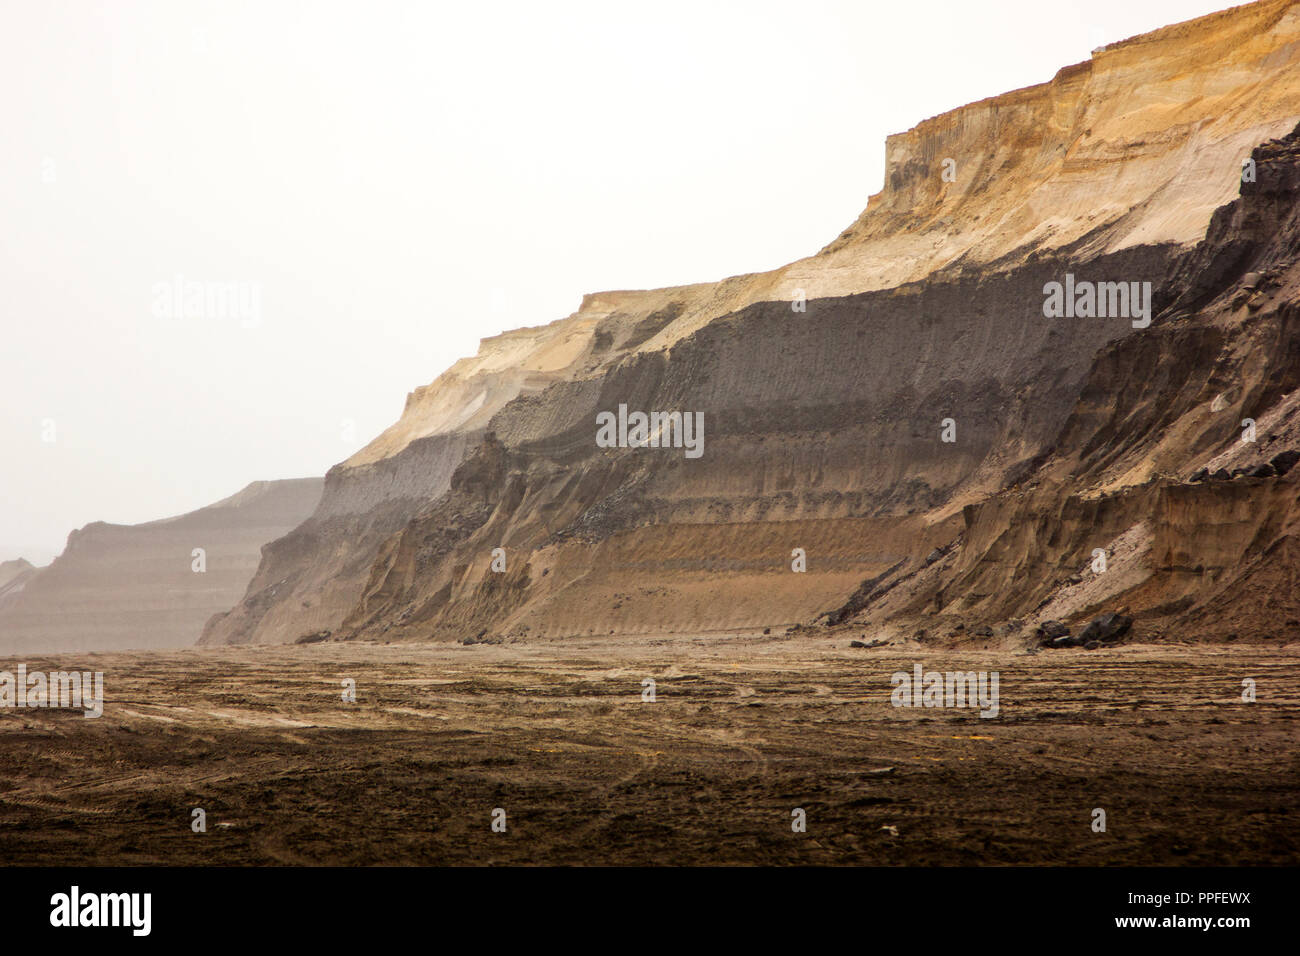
[{"left": 0, "top": 636, "right": 1296, "bottom": 866}]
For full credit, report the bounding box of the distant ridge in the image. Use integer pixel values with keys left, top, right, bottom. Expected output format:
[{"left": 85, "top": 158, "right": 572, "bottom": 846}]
[{"left": 0, "top": 478, "right": 322, "bottom": 655}]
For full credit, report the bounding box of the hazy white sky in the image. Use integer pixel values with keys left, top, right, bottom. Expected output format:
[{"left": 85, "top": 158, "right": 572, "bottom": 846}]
[{"left": 0, "top": 0, "right": 1240, "bottom": 563}]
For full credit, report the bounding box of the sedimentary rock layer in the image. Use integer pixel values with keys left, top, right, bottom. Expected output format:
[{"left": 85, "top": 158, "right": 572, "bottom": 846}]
[
  {"left": 203, "top": 0, "right": 1300, "bottom": 647},
  {"left": 847, "top": 122, "right": 1300, "bottom": 645}
]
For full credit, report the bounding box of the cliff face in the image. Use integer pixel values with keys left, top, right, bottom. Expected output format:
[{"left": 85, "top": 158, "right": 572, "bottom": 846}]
[
  {"left": 204, "top": 0, "right": 1300, "bottom": 647},
  {"left": 0, "top": 478, "right": 322, "bottom": 655},
  {"left": 847, "top": 121, "right": 1300, "bottom": 646}
]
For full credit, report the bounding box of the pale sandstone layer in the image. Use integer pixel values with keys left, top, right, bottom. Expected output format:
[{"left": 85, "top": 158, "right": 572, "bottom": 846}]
[
  {"left": 203, "top": 0, "right": 1300, "bottom": 648},
  {"left": 349, "top": 0, "right": 1300, "bottom": 468}
]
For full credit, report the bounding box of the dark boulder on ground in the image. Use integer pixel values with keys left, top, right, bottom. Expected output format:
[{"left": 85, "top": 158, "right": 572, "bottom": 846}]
[
  {"left": 1211, "top": 468, "right": 1232, "bottom": 481},
  {"left": 1249, "top": 463, "right": 1277, "bottom": 478},
  {"left": 1189, "top": 468, "right": 1209, "bottom": 482},
  {"left": 1040, "top": 615, "right": 1131, "bottom": 649},
  {"left": 1078, "top": 612, "right": 1133, "bottom": 644},
  {"left": 1038, "top": 620, "right": 1079, "bottom": 648},
  {"left": 1271, "top": 449, "right": 1300, "bottom": 476}
]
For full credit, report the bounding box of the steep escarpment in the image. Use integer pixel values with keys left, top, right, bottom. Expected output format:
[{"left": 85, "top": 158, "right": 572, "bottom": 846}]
[
  {"left": 339, "top": 244, "right": 1180, "bottom": 642},
  {"left": 200, "top": 289, "right": 734, "bottom": 646},
  {"left": 835, "top": 120, "right": 1300, "bottom": 646},
  {"left": 0, "top": 478, "right": 321, "bottom": 655},
  {"left": 204, "top": 0, "right": 1300, "bottom": 647}
]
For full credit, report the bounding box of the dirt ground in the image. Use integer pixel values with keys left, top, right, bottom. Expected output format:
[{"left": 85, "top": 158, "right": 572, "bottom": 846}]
[{"left": 0, "top": 635, "right": 1296, "bottom": 865}]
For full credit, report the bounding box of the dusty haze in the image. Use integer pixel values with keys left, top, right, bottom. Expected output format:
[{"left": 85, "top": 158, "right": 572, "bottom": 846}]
[{"left": 0, "top": 0, "right": 1242, "bottom": 564}]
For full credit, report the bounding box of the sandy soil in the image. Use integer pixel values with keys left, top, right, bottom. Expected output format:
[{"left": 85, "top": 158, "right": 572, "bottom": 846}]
[{"left": 0, "top": 636, "right": 1295, "bottom": 866}]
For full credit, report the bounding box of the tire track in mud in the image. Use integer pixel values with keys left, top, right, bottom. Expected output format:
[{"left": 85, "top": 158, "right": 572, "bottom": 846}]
[{"left": 2, "top": 643, "right": 1297, "bottom": 864}]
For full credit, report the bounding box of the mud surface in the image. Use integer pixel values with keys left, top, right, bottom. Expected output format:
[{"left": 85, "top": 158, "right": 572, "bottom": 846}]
[{"left": 0, "top": 637, "right": 1296, "bottom": 865}]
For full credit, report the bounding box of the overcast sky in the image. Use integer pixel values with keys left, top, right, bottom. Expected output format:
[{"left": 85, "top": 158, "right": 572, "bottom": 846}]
[{"left": 0, "top": 0, "right": 1240, "bottom": 564}]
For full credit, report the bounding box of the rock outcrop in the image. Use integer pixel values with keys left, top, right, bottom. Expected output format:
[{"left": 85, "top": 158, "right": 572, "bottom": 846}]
[
  {"left": 203, "top": 0, "right": 1300, "bottom": 647},
  {"left": 835, "top": 117, "right": 1300, "bottom": 645}
]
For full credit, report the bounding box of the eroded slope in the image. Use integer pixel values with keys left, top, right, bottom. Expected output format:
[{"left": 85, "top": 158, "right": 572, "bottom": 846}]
[{"left": 204, "top": 0, "right": 1300, "bottom": 647}]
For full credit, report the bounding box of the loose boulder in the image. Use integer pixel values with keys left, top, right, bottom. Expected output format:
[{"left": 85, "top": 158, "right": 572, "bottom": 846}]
[
  {"left": 1270, "top": 450, "right": 1300, "bottom": 476},
  {"left": 1077, "top": 612, "right": 1133, "bottom": 645}
]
